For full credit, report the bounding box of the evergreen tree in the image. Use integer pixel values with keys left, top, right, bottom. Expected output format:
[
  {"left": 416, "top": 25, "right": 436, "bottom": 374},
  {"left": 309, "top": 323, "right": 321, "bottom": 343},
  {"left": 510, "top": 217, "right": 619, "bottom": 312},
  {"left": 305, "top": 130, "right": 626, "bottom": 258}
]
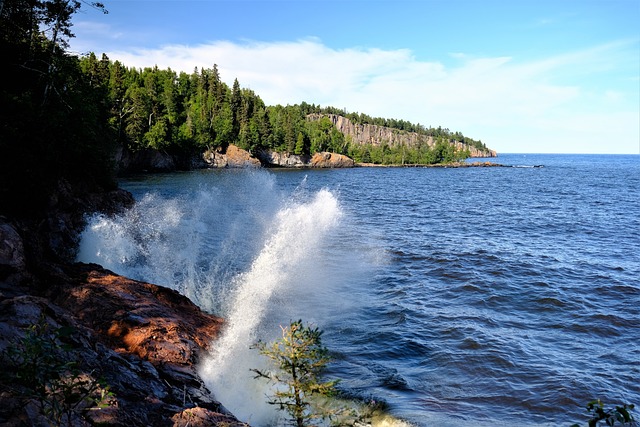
[
  {"left": 252, "top": 320, "right": 340, "bottom": 427},
  {"left": 0, "top": 0, "right": 115, "bottom": 216},
  {"left": 230, "top": 78, "right": 242, "bottom": 140}
]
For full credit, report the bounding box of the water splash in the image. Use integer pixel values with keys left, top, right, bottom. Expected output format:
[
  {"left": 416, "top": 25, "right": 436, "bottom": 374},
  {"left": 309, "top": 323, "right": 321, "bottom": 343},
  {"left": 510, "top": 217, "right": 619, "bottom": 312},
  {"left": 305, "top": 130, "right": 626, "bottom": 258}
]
[
  {"left": 76, "top": 171, "right": 281, "bottom": 312},
  {"left": 198, "top": 189, "right": 342, "bottom": 425},
  {"left": 76, "top": 171, "right": 410, "bottom": 426}
]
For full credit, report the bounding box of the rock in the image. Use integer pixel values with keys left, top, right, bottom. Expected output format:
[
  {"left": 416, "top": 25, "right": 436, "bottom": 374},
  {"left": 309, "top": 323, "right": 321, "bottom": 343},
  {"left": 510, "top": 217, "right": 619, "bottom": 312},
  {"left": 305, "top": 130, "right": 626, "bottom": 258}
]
[
  {"left": 0, "top": 171, "right": 247, "bottom": 425},
  {"left": 0, "top": 219, "right": 29, "bottom": 298},
  {"left": 172, "top": 407, "right": 245, "bottom": 427},
  {"left": 254, "top": 149, "right": 310, "bottom": 167},
  {"left": 0, "top": 264, "right": 247, "bottom": 426},
  {"left": 0, "top": 220, "right": 25, "bottom": 276},
  {"left": 451, "top": 141, "right": 498, "bottom": 158},
  {"left": 203, "top": 145, "right": 261, "bottom": 168},
  {"left": 310, "top": 152, "right": 355, "bottom": 168},
  {"left": 254, "top": 149, "right": 354, "bottom": 168},
  {"left": 54, "top": 265, "right": 224, "bottom": 366},
  {"left": 46, "top": 180, "right": 133, "bottom": 251},
  {"left": 115, "top": 145, "right": 176, "bottom": 172}
]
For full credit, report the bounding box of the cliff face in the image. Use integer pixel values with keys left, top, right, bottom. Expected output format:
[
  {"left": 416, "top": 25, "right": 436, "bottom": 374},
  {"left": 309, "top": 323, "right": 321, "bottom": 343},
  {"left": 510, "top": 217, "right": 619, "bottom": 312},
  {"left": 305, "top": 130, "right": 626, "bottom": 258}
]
[{"left": 308, "top": 114, "right": 497, "bottom": 158}]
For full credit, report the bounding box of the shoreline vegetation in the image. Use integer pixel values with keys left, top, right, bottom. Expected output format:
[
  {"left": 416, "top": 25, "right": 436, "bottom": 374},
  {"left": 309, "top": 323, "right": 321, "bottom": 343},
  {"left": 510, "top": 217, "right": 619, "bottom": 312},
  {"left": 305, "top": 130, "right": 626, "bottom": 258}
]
[
  {"left": 1, "top": 0, "right": 496, "bottom": 216},
  {"left": 355, "top": 160, "right": 504, "bottom": 168}
]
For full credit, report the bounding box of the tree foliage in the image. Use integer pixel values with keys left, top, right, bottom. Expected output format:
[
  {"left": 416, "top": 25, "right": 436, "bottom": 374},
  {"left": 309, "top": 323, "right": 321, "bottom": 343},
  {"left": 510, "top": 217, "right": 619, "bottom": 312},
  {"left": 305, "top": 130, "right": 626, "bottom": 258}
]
[
  {"left": 0, "top": 0, "right": 115, "bottom": 216},
  {"left": 0, "top": 0, "right": 487, "bottom": 217},
  {"left": 251, "top": 320, "right": 340, "bottom": 427},
  {"left": 570, "top": 400, "right": 636, "bottom": 427}
]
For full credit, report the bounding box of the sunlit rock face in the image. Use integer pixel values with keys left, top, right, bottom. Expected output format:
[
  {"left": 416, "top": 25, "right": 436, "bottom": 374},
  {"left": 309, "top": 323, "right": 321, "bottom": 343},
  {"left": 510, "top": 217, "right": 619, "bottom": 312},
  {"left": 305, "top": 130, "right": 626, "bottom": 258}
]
[
  {"left": 204, "top": 144, "right": 262, "bottom": 168},
  {"left": 310, "top": 151, "right": 355, "bottom": 168},
  {"left": 0, "top": 263, "right": 247, "bottom": 427},
  {"left": 255, "top": 148, "right": 310, "bottom": 167},
  {"left": 309, "top": 113, "right": 497, "bottom": 158}
]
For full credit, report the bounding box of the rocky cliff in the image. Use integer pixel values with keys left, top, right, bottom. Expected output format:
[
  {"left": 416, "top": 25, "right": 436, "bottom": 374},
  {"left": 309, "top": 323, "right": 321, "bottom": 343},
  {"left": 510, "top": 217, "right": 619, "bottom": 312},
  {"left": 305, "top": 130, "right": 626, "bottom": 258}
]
[{"left": 308, "top": 114, "right": 497, "bottom": 158}]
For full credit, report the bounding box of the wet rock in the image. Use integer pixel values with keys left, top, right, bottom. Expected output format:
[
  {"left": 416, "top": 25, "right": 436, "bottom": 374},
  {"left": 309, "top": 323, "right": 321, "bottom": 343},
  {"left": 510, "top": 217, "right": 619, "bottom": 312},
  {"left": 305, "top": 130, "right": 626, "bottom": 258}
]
[{"left": 0, "top": 265, "right": 247, "bottom": 426}]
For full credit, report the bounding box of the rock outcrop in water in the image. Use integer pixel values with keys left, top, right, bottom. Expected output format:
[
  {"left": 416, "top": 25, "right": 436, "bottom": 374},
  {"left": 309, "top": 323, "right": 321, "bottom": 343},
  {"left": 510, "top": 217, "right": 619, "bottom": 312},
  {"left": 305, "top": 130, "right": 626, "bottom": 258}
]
[
  {"left": 0, "top": 185, "right": 247, "bottom": 427},
  {"left": 255, "top": 148, "right": 355, "bottom": 168},
  {"left": 203, "top": 145, "right": 262, "bottom": 168},
  {"left": 202, "top": 144, "right": 355, "bottom": 168},
  {"left": 310, "top": 151, "right": 356, "bottom": 168}
]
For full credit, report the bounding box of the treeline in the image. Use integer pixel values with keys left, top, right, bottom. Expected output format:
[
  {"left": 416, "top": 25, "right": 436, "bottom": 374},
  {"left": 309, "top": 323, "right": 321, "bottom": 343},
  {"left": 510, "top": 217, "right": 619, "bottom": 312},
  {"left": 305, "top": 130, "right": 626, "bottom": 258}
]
[
  {"left": 0, "top": 0, "right": 116, "bottom": 216},
  {"left": 0, "top": 0, "right": 484, "bottom": 216},
  {"left": 346, "top": 138, "right": 469, "bottom": 165},
  {"left": 79, "top": 56, "right": 354, "bottom": 157},
  {"left": 77, "top": 56, "right": 478, "bottom": 164}
]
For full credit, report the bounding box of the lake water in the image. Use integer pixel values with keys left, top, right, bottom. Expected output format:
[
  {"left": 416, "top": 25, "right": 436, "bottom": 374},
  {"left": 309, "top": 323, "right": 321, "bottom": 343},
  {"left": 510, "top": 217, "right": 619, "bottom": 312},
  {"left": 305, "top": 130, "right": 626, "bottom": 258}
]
[{"left": 77, "top": 153, "right": 640, "bottom": 426}]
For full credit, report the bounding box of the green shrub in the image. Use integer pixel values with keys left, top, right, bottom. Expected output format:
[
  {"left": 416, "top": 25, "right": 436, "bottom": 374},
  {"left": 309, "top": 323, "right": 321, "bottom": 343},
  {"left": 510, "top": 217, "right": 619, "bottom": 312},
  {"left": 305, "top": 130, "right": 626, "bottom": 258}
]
[{"left": 570, "top": 399, "right": 636, "bottom": 427}]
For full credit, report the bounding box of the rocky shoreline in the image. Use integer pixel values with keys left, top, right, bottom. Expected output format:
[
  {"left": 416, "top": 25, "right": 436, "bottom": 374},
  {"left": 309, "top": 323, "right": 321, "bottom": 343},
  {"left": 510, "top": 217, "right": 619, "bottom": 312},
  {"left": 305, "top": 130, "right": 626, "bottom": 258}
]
[
  {"left": 0, "top": 153, "right": 507, "bottom": 426},
  {"left": 117, "top": 143, "right": 503, "bottom": 173},
  {"left": 0, "top": 185, "right": 248, "bottom": 426},
  {"left": 355, "top": 160, "right": 505, "bottom": 168}
]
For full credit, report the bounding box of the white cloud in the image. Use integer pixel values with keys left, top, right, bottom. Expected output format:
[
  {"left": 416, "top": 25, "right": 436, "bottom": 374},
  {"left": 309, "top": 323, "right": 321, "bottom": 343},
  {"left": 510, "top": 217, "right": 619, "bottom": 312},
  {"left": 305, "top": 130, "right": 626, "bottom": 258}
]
[{"left": 86, "top": 38, "right": 638, "bottom": 154}]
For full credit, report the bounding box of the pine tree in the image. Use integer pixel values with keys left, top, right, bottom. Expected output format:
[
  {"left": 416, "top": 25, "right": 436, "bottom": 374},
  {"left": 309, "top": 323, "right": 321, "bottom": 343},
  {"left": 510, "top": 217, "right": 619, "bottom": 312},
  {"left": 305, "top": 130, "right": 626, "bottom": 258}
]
[{"left": 252, "top": 320, "right": 339, "bottom": 427}]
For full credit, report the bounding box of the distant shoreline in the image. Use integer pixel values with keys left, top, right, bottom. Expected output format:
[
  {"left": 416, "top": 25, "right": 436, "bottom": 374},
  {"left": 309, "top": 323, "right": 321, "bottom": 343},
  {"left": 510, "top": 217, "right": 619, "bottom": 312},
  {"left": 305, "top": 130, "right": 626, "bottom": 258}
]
[{"left": 355, "top": 160, "right": 505, "bottom": 168}]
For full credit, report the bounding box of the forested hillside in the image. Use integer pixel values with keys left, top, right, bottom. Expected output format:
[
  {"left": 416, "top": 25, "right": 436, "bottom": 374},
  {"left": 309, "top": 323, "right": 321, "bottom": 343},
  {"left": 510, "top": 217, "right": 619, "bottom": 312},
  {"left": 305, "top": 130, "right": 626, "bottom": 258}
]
[
  {"left": 76, "top": 57, "right": 493, "bottom": 164},
  {"left": 0, "top": 0, "right": 492, "bottom": 217}
]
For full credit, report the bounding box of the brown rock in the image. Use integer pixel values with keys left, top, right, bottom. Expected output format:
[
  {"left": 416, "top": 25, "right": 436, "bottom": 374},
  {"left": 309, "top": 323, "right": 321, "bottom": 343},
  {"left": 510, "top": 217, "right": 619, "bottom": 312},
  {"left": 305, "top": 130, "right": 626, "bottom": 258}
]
[
  {"left": 203, "top": 145, "right": 261, "bottom": 168},
  {"left": 310, "top": 152, "right": 355, "bottom": 168},
  {"left": 172, "top": 407, "right": 245, "bottom": 427},
  {"left": 56, "top": 265, "right": 223, "bottom": 365},
  {"left": 0, "top": 264, "right": 247, "bottom": 426}
]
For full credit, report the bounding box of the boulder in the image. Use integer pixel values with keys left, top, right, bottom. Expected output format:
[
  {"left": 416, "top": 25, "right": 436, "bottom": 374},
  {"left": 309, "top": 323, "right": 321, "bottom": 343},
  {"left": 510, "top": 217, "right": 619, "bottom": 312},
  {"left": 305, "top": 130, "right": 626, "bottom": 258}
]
[
  {"left": 310, "top": 152, "right": 355, "bottom": 168},
  {"left": 0, "top": 220, "right": 25, "bottom": 276},
  {"left": 116, "top": 146, "right": 177, "bottom": 172},
  {"left": 203, "top": 145, "right": 261, "bottom": 168},
  {"left": 254, "top": 149, "right": 310, "bottom": 167}
]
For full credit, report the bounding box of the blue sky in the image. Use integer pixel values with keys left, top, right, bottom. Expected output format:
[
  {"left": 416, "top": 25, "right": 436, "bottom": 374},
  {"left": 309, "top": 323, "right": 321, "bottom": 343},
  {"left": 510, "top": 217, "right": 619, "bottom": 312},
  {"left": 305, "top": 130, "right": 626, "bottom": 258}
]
[{"left": 70, "top": 0, "right": 640, "bottom": 154}]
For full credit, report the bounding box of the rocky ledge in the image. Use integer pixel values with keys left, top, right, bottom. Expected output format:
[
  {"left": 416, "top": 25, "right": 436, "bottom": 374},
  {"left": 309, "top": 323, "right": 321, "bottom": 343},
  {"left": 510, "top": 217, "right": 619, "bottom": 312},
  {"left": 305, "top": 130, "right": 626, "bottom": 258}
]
[
  {"left": 117, "top": 144, "right": 356, "bottom": 172},
  {"left": 0, "top": 260, "right": 247, "bottom": 426},
  {"left": 0, "top": 183, "right": 247, "bottom": 427}
]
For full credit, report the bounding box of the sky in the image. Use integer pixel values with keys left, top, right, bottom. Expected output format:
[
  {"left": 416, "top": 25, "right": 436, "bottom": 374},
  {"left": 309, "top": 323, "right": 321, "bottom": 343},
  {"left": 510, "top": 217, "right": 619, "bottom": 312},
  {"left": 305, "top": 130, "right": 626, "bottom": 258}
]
[{"left": 69, "top": 0, "right": 640, "bottom": 154}]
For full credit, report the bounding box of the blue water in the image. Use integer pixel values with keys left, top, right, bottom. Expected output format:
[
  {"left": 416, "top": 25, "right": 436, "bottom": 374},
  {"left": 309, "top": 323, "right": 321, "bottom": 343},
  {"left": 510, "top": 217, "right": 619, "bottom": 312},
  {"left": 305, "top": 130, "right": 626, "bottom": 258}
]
[{"left": 78, "top": 154, "right": 640, "bottom": 426}]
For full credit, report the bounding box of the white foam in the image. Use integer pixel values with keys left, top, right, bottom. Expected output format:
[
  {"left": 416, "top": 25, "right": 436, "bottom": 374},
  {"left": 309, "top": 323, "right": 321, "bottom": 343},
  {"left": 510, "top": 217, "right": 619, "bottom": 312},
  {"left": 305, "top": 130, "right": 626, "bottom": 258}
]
[{"left": 198, "top": 189, "right": 342, "bottom": 425}]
